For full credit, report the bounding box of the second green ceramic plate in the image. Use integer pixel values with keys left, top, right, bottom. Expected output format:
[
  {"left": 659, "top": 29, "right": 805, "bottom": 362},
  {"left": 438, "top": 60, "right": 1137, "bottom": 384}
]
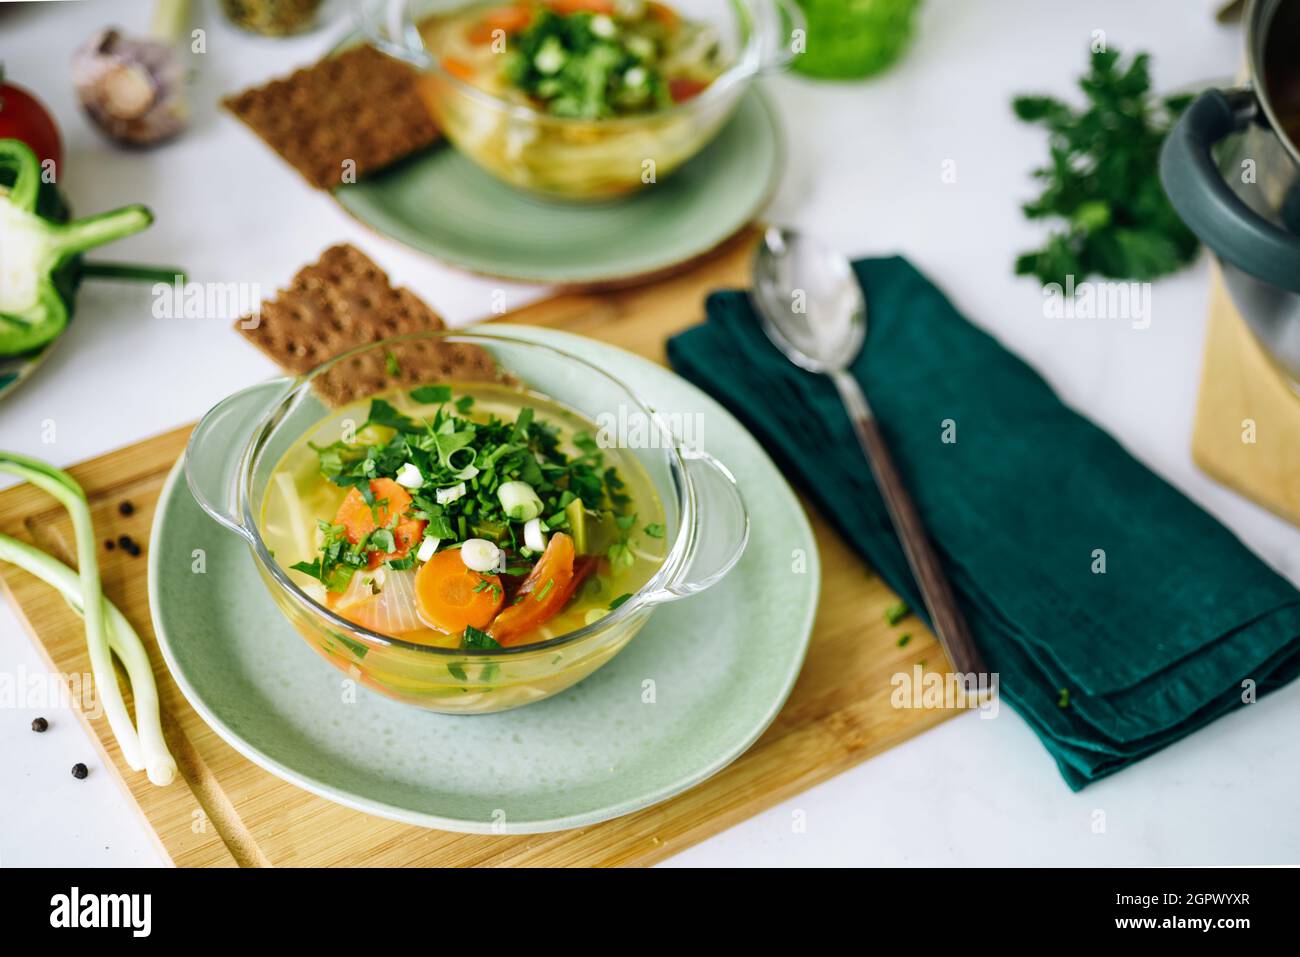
[
  {"left": 333, "top": 90, "right": 781, "bottom": 286},
  {"left": 149, "top": 326, "right": 817, "bottom": 833}
]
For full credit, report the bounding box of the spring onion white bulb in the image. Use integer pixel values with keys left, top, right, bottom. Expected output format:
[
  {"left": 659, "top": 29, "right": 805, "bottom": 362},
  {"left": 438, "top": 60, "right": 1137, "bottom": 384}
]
[
  {"left": 497, "top": 481, "right": 543, "bottom": 522},
  {"left": 394, "top": 462, "right": 423, "bottom": 489},
  {"left": 523, "top": 517, "right": 547, "bottom": 553},
  {"left": 415, "top": 536, "right": 439, "bottom": 563},
  {"left": 460, "top": 538, "right": 501, "bottom": 573},
  {"left": 0, "top": 452, "right": 176, "bottom": 786},
  {"left": 436, "top": 482, "right": 466, "bottom": 505}
]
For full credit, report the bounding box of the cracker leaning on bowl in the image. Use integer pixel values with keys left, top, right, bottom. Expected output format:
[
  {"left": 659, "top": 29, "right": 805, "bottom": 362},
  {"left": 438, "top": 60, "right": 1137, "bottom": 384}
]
[
  {"left": 235, "top": 244, "right": 495, "bottom": 404},
  {"left": 222, "top": 45, "right": 439, "bottom": 190}
]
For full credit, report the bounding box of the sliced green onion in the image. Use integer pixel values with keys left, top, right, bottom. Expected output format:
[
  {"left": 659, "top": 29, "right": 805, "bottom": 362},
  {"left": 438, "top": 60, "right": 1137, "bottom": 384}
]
[
  {"left": 497, "top": 481, "right": 543, "bottom": 522},
  {"left": 523, "top": 516, "right": 547, "bottom": 552},
  {"left": 460, "top": 538, "right": 501, "bottom": 573}
]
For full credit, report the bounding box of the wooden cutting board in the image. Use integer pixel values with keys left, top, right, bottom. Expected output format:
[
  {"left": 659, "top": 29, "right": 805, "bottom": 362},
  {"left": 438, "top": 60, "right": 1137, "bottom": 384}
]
[
  {"left": 0, "top": 232, "right": 956, "bottom": 867},
  {"left": 1192, "top": 267, "right": 1300, "bottom": 525}
]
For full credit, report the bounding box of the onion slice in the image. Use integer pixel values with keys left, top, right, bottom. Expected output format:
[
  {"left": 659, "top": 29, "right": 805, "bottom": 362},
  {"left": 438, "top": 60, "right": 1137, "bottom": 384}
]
[{"left": 343, "top": 569, "right": 424, "bottom": 635}]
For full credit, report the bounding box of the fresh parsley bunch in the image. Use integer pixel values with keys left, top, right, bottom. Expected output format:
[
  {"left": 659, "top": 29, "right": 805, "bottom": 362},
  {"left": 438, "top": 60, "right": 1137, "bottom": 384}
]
[{"left": 1012, "top": 47, "right": 1198, "bottom": 286}]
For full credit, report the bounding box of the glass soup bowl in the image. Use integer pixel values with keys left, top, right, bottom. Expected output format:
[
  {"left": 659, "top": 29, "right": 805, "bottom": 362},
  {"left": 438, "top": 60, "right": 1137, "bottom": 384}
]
[
  {"left": 352, "top": 0, "right": 803, "bottom": 200},
  {"left": 184, "top": 330, "right": 748, "bottom": 714}
]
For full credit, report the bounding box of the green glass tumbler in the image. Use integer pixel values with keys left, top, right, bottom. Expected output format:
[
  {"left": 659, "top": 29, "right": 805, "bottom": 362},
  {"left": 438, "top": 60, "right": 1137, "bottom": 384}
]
[{"left": 793, "top": 0, "right": 921, "bottom": 79}]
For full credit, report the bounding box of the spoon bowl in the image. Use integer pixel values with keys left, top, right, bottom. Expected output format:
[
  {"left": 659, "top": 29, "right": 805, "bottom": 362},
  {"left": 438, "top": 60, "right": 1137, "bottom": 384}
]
[{"left": 751, "top": 226, "right": 865, "bottom": 372}]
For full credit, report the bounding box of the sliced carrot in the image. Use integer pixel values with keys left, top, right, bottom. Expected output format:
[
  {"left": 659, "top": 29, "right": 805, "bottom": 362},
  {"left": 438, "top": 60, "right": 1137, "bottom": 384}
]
[
  {"left": 333, "top": 478, "right": 426, "bottom": 569},
  {"left": 668, "top": 77, "right": 710, "bottom": 103},
  {"left": 468, "top": 4, "right": 533, "bottom": 42},
  {"left": 545, "top": 0, "right": 615, "bottom": 14},
  {"left": 334, "top": 478, "right": 412, "bottom": 540},
  {"left": 415, "top": 548, "right": 505, "bottom": 634},
  {"left": 488, "top": 533, "right": 595, "bottom": 646},
  {"left": 441, "top": 56, "right": 477, "bottom": 83}
]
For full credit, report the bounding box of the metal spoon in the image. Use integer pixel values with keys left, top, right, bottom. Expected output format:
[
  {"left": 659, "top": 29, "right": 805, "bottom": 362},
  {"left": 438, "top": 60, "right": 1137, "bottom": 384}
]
[{"left": 751, "top": 226, "right": 986, "bottom": 676}]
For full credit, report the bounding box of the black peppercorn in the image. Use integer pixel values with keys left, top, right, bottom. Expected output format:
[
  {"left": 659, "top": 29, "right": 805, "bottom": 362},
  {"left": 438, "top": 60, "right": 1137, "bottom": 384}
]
[
  {"left": 104, "top": 539, "right": 115, "bottom": 550},
  {"left": 71, "top": 763, "right": 88, "bottom": 779},
  {"left": 119, "top": 501, "right": 135, "bottom": 517},
  {"left": 31, "top": 716, "right": 48, "bottom": 732}
]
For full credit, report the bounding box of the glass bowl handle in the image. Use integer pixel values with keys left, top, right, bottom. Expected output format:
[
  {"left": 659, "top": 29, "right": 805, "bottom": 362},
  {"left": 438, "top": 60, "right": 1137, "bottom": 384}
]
[
  {"left": 351, "top": 0, "right": 433, "bottom": 68},
  {"left": 185, "top": 378, "right": 294, "bottom": 544},
  {"left": 643, "top": 448, "right": 750, "bottom": 605},
  {"left": 754, "top": 0, "right": 808, "bottom": 75}
]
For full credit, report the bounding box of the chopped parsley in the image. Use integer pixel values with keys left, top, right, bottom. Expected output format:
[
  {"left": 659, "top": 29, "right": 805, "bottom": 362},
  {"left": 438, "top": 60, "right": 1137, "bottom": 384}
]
[
  {"left": 885, "top": 601, "right": 910, "bottom": 626},
  {"left": 299, "top": 386, "right": 636, "bottom": 593},
  {"left": 462, "top": 625, "right": 501, "bottom": 650}
]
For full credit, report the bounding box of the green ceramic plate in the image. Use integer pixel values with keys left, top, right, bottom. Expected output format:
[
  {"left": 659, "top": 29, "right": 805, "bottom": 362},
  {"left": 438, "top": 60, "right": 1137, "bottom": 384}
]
[
  {"left": 332, "top": 89, "right": 781, "bottom": 286},
  {"left": 149, "top": 326, "right": 818, "bottom": 833}
]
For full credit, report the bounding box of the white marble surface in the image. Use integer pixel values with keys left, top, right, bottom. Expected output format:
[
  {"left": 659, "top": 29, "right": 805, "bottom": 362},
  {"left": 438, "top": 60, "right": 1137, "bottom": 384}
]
[{"left": 1, "top": 0, "right": 1298, "bottom": 867}]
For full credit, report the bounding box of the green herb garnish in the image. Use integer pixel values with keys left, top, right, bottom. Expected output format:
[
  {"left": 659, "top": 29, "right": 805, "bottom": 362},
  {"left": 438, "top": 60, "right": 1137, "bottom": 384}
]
[
  {"left": 504, "top": 9, "right": 676, "bottom": 120},
  {"left": 462, "top": 625, "right": 501, "bottom": 650},
  {"left": 885, "top": 601, "right": 910, "bottom": 626},
  {"left": 411, "top": 384, "right": 452, "bottom": 404},
  {"left": 297, "top": 389, "right": 634, "bottom": 589}
]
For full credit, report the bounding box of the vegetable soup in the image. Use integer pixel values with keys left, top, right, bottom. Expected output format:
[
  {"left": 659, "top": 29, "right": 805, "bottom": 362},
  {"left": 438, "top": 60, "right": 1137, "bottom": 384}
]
[{"left": 260, "top": 381, "right": 667, "bottom": 651}]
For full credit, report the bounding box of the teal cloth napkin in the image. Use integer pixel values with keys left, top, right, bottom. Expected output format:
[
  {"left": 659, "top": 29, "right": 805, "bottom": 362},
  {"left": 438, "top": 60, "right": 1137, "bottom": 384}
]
[{"left": 666, "top": 256, "right": 1300, "bottom": 789}]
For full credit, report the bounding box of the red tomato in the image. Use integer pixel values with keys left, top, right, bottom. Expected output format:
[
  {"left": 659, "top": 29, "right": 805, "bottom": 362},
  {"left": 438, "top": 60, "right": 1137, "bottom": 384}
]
[
  {"left": 0, "top": 80, "right": 62, "bottom": 171},
  {"left": 668, "top": 77, "right": 710, "bottom": 103}
]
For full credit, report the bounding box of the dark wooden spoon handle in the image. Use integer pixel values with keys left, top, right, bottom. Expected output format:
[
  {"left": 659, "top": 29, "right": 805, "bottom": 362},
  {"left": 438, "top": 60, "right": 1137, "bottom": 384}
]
[{"left": 831, "top": 371, "right": 987, "bottom": 676}]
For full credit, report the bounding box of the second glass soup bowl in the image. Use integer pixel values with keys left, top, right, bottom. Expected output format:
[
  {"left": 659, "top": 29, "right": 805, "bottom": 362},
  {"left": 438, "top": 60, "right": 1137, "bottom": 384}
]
[
  {"left": 352, "top": 0, "right": 803, "bottom": 200},
  {"left": 184, "top": 330, "right": 749, "bottom": 714}
]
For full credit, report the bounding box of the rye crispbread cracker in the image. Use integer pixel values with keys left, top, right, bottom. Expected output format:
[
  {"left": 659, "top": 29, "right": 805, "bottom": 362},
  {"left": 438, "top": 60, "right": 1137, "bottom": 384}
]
[
  {"left": 222, "top": 45, "right": 439, "bottom": 190},
  {"left": 236, "top": 244, "right": 497, "bottom": 406}
]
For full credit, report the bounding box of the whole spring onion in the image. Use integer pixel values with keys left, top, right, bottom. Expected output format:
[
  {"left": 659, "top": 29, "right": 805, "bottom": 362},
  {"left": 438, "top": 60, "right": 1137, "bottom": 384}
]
[{"left": 0, "top": 453, "right": 175, "bottom": 785}]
